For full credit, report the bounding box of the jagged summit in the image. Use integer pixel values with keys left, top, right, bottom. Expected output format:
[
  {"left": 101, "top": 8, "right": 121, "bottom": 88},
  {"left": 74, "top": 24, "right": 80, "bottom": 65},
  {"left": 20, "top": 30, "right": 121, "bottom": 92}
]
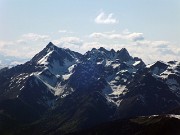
[
  {"left": 116, "top": 48, "right": 132, "bottom": 62},
  {"left": 118, "top": 48, "right": 130, "bottom": 56},
  {"left": 45, "top": 43, "right": 133, "bottom": 61},
  {"left": 47, "top": 41, "right": 55, "bottom": 47},
  {"left": 45, "top": 42, "right": 58, "bottom": 50},
  {"left": 110, "top": 48, "right": 115, "bottom": 53},
  {"left": 98, "top": 47, "right": 108, "bottom": 52},
  {"left": 31, "top": 43, "right": 81, "bottom": 64},
  {"left": 82, "top": 46, "right": 137, "bottom": 64}
]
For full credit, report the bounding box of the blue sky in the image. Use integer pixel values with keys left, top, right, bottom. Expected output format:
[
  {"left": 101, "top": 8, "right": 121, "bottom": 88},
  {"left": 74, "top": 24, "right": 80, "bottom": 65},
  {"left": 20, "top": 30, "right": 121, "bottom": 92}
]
[{"left": 0, "top": 0, "right": 179, "bottom": 64}]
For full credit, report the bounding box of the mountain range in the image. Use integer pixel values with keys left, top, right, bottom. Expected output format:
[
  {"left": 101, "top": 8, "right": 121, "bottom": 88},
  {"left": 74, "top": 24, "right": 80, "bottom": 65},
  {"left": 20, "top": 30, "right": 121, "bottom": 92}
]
[
  {"left": 0, "top": 42, "right": 180, "bottom": 135},
  {"left": 0, "top": 54, "right": 28, "bottom": 68}
]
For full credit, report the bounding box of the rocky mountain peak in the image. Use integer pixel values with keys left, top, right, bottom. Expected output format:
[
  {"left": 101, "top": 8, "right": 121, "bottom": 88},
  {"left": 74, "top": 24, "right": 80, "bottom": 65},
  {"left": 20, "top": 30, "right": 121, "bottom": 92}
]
[
  {"left": 1, "top": 42, "right": 180, "bottom": 135},
  {"left": 117, "top": 48, "right": 132, "bottom": 62}
]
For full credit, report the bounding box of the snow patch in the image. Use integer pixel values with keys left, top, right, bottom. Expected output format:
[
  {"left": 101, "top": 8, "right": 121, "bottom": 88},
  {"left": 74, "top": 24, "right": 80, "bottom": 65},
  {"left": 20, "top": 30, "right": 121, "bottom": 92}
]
[
  {"left": 133, "top": 61, "right": 141, "bottom": 66},
  {"left": 62, "top": 73, "right": 72, "bottom": 80},
  {"left": 110, "top": 85, "right": 127, "bottom": 96},
  {"left": 105, "top": 60, "right": 112, "bottom": 67},
  {"left": 68, "top": 64, "right": 76, "bottom": 72},
  {"left": 20, "top": 86, "right": 24, "bottom": 91},
  {"left": 169, "top": 115, "right": 180, "bottom": 120},
  {"left": 38, "top": 51, "right": 53, "bottom": 65},
  {"left": 112, "top": 63, "right": 120, "bottom": 69}
]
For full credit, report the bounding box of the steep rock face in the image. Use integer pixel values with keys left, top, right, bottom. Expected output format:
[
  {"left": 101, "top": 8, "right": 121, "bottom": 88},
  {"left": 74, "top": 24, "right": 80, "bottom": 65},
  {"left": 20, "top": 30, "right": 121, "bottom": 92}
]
[
  {"left": 116, "top": 48, "right": 133, "bottom": 62},
  {"left": 115, "top": 61, "right": 180, "bottom": 119}
]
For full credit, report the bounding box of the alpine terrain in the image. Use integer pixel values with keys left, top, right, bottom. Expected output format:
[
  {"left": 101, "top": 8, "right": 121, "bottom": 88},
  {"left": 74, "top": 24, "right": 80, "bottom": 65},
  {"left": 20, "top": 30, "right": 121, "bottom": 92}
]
[{"left": 0, "top": 42, "right": 180, "bottom": 135}]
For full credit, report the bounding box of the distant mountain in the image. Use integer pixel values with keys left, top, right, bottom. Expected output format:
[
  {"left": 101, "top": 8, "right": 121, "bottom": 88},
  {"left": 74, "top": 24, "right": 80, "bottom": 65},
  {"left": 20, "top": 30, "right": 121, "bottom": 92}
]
[
  {"left": 0, "top": 53, "right": 28, "bottom": 67},
  {"left": 0, "top": 65, "right": 5, "bottom": 70},
  {"left": 0, "top": 42, "right": 179, "bottom": 135}
]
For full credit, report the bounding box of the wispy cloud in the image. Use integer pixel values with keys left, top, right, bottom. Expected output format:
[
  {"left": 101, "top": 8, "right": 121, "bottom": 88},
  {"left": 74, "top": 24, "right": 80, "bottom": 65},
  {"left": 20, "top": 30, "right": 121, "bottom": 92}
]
[
  {"left": 89, "top": 33, "right": 107, "bottom": 39},
  {"left": 89, "top": 31, "right": 144, "bottom": 41},
  {"left": 22, "top": 33, "right": 50, "bottom": 42},
  {"left": 0, "top": 33, "right": 49, "bottom": 58},
  {"left": 0, "top": 39, "right": 42, "bottom": 58},
  {"left": 58, "top": 30, "right": 74, "bottom": 34},
  {"left": 125, "top": 33, "right": 144, "bottom": 41},
  {"left": 53, "top": 37, "right": 83, "bottom": 46},
  {"left": 95, "top": 11, "right": 119, "bottom": 24},
  {"left": 58, "top": 30, "right": 67, "bottom": 33}
]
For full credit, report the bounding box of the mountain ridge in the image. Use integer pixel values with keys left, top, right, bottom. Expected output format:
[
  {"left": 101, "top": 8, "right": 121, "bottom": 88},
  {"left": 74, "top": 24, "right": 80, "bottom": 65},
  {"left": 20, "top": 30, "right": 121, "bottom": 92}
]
[{"left": 0, "top": 42, "right": 180, "bottom": 134}]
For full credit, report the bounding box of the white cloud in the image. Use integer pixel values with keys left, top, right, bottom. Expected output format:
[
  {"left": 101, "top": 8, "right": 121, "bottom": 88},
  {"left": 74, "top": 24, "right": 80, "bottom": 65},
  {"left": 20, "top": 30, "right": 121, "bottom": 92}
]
[
  {"left": 89, "top": 31, "right": 144, "bottom": 41},
  {"left": 95, "top": 12, "right": 119, "bottom": 24},
  {"left": 51, "top": 37, "right": 84, "bottom": 53},
  {"left": 108, "top": 34, "right": 123, "bottom": 39},
  {"left": 89, "top": 33, "right": 107, "bottom": 39},
  {"left": 128, "top": 40, "right": 179, "bottom": 63},
  {"left": 122, "top": 29, "right": 131, "bottom": 34},
  {"left": 22, "top": 33, "right": 50, "bottom": 42},
  {"left": 53, "top": 37, "right": 83, "bottom": 46},
  {"left": 88, "top": 30, "right": 180, "bottom": 63},
  {"left": 0, "top": 41, "right": 14, "bottom": 48},
  {"left": 0, "top": 31, "right": 179, "bottom": 65},
  {"left": 0, "top": 39, "right": 42, "bottom": 58},
  {"left": 125, "top": 33, "right": 144, "bottom": 41},
  {"left": 58, "top": 30, "right": 67, "bottom": 33},
  {"left": 58, "top": 30, "right": 74, "bottom": 34}
]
